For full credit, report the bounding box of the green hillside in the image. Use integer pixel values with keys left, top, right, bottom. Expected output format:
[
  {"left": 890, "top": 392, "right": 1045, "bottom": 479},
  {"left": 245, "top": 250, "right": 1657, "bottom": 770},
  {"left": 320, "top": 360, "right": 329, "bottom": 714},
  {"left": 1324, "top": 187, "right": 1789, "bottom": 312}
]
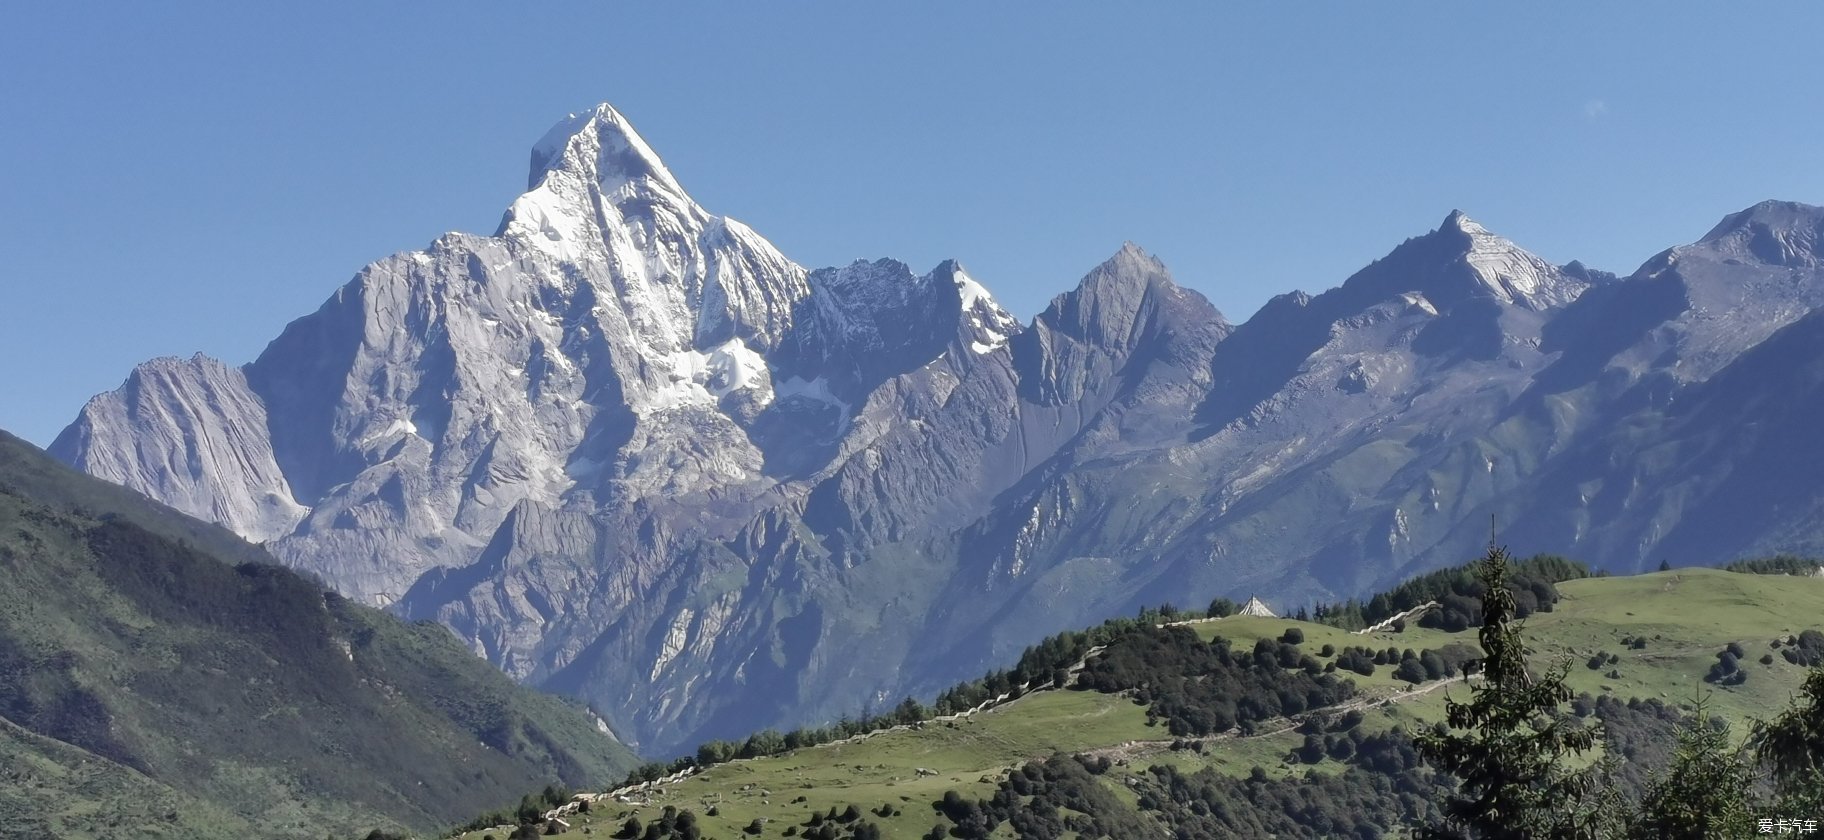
[
  {"left": 0, "top": 431, "right": 638, "bottom": 839},
  {"left": 457, "top": 566, "right": 1824, "bottom": 840}
]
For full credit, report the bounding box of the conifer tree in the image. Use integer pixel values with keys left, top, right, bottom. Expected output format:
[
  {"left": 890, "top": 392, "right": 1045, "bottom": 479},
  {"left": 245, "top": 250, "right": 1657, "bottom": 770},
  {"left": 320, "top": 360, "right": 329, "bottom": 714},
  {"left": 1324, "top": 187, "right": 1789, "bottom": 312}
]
[
  {"left": 1627, "top": 693, "right": 1755, "bottom": 838},
  {"left": 1753, "top": 665, "right": 1824, "bottom": 816},
  {"left": 1414, "top": 542, "right": 1602, "bottom": 839}
]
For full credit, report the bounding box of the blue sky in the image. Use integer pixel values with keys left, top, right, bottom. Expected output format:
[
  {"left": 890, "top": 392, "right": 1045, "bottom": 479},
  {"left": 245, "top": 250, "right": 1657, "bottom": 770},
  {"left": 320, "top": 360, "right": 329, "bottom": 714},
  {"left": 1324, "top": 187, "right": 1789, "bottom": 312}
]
[{"left": 4, "top": 3, "right": 1822, "bottom": 445}]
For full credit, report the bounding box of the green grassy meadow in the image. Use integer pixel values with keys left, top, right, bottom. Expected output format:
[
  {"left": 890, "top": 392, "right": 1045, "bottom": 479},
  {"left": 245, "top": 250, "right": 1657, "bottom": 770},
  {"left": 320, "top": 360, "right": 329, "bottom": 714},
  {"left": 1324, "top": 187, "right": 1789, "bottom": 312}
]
[{"left": 455, "top": 568, "right": 1824, "bottom": 840}]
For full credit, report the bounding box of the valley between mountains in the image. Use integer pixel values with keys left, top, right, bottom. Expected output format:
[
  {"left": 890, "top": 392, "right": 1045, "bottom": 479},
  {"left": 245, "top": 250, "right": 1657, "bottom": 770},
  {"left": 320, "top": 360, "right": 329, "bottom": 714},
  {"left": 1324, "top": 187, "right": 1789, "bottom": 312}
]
[{"left": 49, "top": 102, "right": 1824, "bottom": 757}]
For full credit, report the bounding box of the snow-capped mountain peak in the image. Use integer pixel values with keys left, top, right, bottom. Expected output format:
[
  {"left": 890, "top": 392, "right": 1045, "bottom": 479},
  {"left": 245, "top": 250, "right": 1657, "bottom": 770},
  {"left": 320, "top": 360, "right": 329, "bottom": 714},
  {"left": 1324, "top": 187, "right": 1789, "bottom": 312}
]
[
  {"left": 528, "top": 103, "right": 685, "bottom": 197},
  {"left": 495, "top": 103, "right": 808, "bottom": 359},
  {"left": 500, "top": 103, "right": 707, "bottom": 264}
]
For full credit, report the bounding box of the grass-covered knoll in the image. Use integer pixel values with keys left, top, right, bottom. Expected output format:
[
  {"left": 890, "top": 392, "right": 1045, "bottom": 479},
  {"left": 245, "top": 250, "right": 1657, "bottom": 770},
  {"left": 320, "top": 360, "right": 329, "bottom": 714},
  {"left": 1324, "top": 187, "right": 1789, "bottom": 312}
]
[
  {"left": 470, "top": 563, "right": 1824, "bottom": 839},
  {"left": 458, "top": 689, "right": 1161, "bottom": 840},
  {"left": 0, "top": 432, "right": 637, "bottom": 839},
  {"left": 1524, "top": 568, "right": 1824, "bottom": 724}
]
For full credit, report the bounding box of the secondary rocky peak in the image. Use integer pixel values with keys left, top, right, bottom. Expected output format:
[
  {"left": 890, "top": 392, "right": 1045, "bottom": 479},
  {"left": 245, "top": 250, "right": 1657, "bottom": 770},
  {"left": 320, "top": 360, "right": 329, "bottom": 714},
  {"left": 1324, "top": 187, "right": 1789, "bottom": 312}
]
[
  {"left": 1100, "top": 241, "right": 1168, "bottom": 280},
  {"left": 1696, "top": 199, "right": 1824, "bottom": 268},
  {"left": 786, "top": 258, "right": 1021, "bottom": 372},
  {"left": 1079, "top": 243, "right": 1223, "bottom": 320},
  {"left": 1021, "top": 244, "right": 1233, "bottom": 400},
  {"left": 1447, "top": 212, "right": 1583, "bottom": 309},
  {"left": 51, "top": 353, "right": 305, "bottom": 543},
  {"left": 936, "top": 260, "right": 1021, "bottom": 355},
  {"left": 1012, "top": 244, "right": 1227, "bottom": 411},
  {"left": 1701, "top": 199, "right": 1824, "bottom": 240},
  {"left": 1338, "top": 210, "right": 1586, "bottom": 313},
  {"left": 1065, "top": 242, "right": 1173, "bottom": 303},
  {"left": 1430, "top": 208, "right": 1513, "bottom": 254},
  {"left": 1023, "top": 243, "right": 1226, "bottom": 369},
  {"left": 1559, "top": 260, "right": 1618, "bottom": 285}
]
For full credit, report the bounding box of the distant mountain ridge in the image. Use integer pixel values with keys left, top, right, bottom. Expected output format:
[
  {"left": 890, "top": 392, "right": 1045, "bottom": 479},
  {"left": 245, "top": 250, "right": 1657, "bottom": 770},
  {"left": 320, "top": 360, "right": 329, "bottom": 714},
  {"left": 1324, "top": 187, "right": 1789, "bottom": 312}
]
[{"left": 51, "top": 102, "right": 1824, "bottom": 753}]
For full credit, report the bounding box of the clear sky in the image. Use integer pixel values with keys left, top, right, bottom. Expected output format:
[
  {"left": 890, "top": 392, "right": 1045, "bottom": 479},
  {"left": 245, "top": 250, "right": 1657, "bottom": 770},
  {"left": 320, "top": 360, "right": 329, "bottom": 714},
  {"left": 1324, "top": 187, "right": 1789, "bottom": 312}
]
[{"left": 4, "top": 3, "right": 1822, "bottom": 446}]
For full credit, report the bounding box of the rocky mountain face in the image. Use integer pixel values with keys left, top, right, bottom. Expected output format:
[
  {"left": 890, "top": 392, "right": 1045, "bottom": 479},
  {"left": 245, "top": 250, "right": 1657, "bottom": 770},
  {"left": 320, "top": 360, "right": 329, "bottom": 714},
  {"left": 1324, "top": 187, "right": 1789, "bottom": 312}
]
[{"left": 51, "top": 103, "right": 1824, "bottom": 753}]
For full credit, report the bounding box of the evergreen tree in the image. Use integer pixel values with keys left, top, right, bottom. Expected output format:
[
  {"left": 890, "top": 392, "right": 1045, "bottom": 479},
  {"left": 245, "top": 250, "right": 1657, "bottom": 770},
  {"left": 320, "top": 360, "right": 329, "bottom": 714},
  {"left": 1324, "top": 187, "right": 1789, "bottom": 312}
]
[
  {"left": 1753, "top": 665, "right": 1824, "bottom": 816},
  {"left": 1414, "top": 542, "right": 1602, "bottom": 839},
  {"left": 1627, "top": 693, "right": 1756, "bottom": 838},
  {"left": 893, "top": 696, "right": 928, "bottom": 725}
]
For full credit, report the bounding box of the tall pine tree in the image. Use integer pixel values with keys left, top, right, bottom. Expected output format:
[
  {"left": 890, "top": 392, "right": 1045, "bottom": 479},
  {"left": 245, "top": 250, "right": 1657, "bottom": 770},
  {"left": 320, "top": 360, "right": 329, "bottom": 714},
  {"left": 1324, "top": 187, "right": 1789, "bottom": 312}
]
[
  {"left": 1626, "top": 693, "right": 1756, "bottom": 838},
  {"left": 1414, "top": 542, "right": 1603, "bottom": 839}
]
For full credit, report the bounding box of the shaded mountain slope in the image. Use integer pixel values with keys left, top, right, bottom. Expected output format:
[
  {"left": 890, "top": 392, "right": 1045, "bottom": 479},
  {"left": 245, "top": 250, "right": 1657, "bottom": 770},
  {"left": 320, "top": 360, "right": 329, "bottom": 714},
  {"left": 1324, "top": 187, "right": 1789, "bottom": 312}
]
[{"left": 0, "top": 430, "right": 635, "bottom": 839}]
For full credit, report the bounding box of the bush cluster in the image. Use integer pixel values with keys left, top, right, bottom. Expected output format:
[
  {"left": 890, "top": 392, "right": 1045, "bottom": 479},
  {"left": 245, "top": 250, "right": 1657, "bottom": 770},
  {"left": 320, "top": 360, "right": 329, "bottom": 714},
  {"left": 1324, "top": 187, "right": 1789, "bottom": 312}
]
[
  {"left": 1781, "top": 630, "right": 1824, "bottom": 667},
  {"left": 1075, "top": 627, "right": 1355, "bottom": 735},
  {"left": 1311, "top": 554, "right": 1590, "bottom": 631}
]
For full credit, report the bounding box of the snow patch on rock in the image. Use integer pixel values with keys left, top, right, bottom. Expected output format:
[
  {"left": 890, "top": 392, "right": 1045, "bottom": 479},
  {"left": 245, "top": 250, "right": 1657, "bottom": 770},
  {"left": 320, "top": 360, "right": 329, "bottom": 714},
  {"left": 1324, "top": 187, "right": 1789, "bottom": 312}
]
[{"left": 954, "top": 267, "right": 1018, "bottom": 354}]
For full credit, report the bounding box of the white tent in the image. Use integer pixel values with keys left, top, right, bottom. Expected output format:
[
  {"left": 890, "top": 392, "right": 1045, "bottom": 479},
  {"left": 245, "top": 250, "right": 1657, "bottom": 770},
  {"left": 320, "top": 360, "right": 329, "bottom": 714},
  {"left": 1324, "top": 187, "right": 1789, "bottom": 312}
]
[{"left": 1239, "top": 595, "right": 1276, "bottom": 618}]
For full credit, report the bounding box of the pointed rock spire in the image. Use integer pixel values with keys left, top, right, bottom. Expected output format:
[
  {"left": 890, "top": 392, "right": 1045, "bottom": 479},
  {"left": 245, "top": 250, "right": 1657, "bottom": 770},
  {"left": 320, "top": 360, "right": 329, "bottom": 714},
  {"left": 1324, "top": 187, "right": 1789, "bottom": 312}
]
[
  {"left": 1014, "top": 243, "right": 1229, "bottom": 406},
  {"left": 1038, "top": 242, "right": 1226, "bottom": 350}
]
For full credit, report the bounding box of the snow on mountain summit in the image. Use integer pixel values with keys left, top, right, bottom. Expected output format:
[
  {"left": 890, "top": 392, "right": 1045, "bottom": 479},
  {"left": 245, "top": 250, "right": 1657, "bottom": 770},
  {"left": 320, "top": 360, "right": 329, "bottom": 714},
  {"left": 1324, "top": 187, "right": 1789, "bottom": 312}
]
[
  {"left": 527, "top": 103, "right": 684, "bottom": 195},
  {"left": 943, "top": 262, "right": 1021, "bottom": 354},
  {"left": 55, "top": 101, "right": 1037, "bottom": 609},
  {"left": 499, "top": 103, "right": 810, "bottom": 359}
]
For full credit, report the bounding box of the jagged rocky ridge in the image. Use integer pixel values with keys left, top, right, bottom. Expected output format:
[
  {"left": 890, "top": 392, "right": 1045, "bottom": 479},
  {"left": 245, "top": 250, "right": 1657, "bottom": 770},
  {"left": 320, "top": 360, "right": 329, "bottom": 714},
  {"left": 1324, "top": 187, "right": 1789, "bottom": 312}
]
[{"left": 52, "top": 104, "right": 1824, "bottom": 753}]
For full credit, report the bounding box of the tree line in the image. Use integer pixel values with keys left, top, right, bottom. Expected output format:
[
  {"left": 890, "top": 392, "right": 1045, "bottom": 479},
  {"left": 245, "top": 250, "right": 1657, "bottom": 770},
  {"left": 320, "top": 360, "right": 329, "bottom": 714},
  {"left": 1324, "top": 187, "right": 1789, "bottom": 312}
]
[{"left": 1309, "top": 553, "right": 1593, "bottom": 632}]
